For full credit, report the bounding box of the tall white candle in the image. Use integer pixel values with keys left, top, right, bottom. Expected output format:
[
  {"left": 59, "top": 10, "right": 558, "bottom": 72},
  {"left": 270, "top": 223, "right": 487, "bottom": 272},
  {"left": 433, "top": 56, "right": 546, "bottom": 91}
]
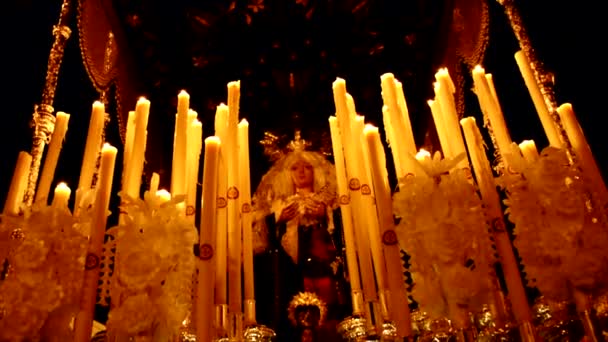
[
  {"left": 428, "top": 98, "right": 452, "bottom": 160},
  {"left": 74, "top": 143, "right": 117, "bottom": 342},
  {"left": 460, "top": 117, "right": 533, "bottom": 326},
  {"left": 226, "top": 81, "right": 242, "bottom": 315},
  {"left": 214, "top": 104, "right": 229, "bottom": 306},
  {"left": 122, "top": 110, "right": 136, "bottom": 185},
  {"left": 36, "top": 111, "right": 70, "bottom": 204},
  {"left": 171, "top": 90, "right": 190, "bottom": 200},
  {"left": 76, "top": 101, "right": 106, "bottom": 209},
  {"left": 472, "top": 66, "right": 513, "bottom": 159},
  {"left": 238, "top": 119, "right": 256, "bottom": 325},
  {"left": 329, "top": 116, "right": 363, "bottom": 314},
  {"left": 4, "top": 152, "right": 32, "bottom": 215},
  {"left": 557, "top": 103, "right": 608, "bottom": 207},
  {"left": 514, "top": 51, "right": 562, "bottom": 148},
  {"left": 197, "top": 136, "right": 221, "bottom": 342},
  {"left": 364, "top": 124, "right": 413, "bottom": 338},
  {"left": 435, "top": 68, "right": 469, "bottom": 169},
  {"left": 380, "top": 73, "right": 417, "bottom": 178},
  {"left": 149, "top": 172, "right": 160, "bottom": 194},
  {"left": 123, "top": 97, "right": 150, "bottom": 199},
  {"left": 186, "top": 117, "right": 203, "bottom": 221}
]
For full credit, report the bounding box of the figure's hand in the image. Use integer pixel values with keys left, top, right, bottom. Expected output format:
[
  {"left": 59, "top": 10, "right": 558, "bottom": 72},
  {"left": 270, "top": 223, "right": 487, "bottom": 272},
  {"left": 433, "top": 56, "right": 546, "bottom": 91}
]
[
  {"left": 277, "top": 202, "right": 299, "bottom": 223},
  {"left": 304, "top": 200, "right": 326, "bottom": 218}
]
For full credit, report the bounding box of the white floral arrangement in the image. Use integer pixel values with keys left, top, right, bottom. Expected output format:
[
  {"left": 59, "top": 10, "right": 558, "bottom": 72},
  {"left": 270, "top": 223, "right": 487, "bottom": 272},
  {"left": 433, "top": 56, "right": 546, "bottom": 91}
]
[
  {"left": 500, "top": 147, "right": 608, "bottom": 301},
  {"left": 0, "top": 203, "right": 88, "bottom": 341},
  {"left": 392, "top": 152, "right": 495, "bottom": 322},
  {"left": 103, "top": 191, "right": 198, "bottom": 339}
]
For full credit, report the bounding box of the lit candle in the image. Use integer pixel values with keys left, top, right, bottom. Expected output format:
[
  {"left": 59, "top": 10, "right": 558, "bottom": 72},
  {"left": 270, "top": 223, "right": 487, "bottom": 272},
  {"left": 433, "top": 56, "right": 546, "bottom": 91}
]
[
  {"left": 186, "top": 117, "right": 203, "bottom": 221},
  {"left": 557, "top": 103, "right": 608, "bottom": 207},
  {"left": 76, "top": 101, "right": 106, "bottom": 210},
  {"left": 51, "top": 182, "right": 71, "bottom": 210},
  {"left": 519, "top": 140, "right": 539, "bottom": 164},
  {"left": 122, "top": 110, "right": 136, "bottom": 185},
  {"left": 332, "top": 79, "right": 379, "bottom": 309},
  {"left": 226, "top": 81, "right": 242, "bottom": 315},
  {"left": 364, "top": 124, "right": 413, "bottom": 338},
  {"left": 74, "top": 143, "right": 117, "bottom": 342},
  {"left": 460, "top": 117, "right": 533, "bottom": 326},
  {"left": 197, "top": 136, "right": 221, "bottom": 342},
  {"left": 428, "top": 98, "right": 452, "bottom": 159},
  {"left": 35, "top": 111, "right": 70, "bottom": 204},
  {"left": 329, "top": 116, "right": 363, "bottom": 315},
  {"left": 238, "top": 119, "right": 256, "bottom": 325},
  {"left": 156, "top": 189, "right": 171, "bottom": 204},
  {"left": 123, "top": 97, "right": 150, "bottom": 199},
  {"left": 214, "top": 104, "right": 229, "bottom": 306},
  {"left": 416, "top": 149, "right": 431, "bottom": 161},
  {"left": 472, "top": 66, "right": 513, "bottom": 160},
  {"left": 171, "top": 90, "right": 190, "bottom": 201},
  {"left": 435, "top": 68, "right": 469, "bottom": 169},
  {"left": 3, "top": 152, "right": 32, "bottom": 215},
  {"left": 514, "top": 51, "right": 562, "bottom": 148},
  {"left": 382, "top": 105, "right": 404, "bottom": 179},
  {"left": 380, "top": 73, "right": 417, "bottom": 178}
]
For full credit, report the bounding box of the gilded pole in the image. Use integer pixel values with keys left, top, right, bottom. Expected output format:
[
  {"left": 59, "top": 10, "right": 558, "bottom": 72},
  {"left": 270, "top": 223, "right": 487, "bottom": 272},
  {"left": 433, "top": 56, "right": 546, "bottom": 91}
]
[{"left": 24, "top": 0, "right": 74, "bottom": 205}]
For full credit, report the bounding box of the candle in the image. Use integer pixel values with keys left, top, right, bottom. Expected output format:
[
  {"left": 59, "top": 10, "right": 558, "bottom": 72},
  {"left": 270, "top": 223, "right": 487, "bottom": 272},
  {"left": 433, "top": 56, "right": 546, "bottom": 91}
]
[
  {"left": 214, "top": 104, "right": 229, "bottom": 306},
  {"left": 197, "top": 136, "right": 221, "bottom": 342},
  {"left": 238, "top": 119, "right": 256, "bottom": 325},
  {"left": 416, "top": 149, "right": 431, "bottom": 161},
  {"left": 51, "top": 182, "right": 71, "bottom": 210},
  {"left": 460, "top": 117, "right": 533, "bottom": 326},
  {"left": 74, "top": 143, "right": 117, "bottom": 342},
  {"left": 226, "top": 81, "right": 242, "bottom": 315},
  {"left": 76, "top": 101, "right": 105, "bottom": 210},
  {"left": 514, "top": 51, "right": 562, "bottom": 148},
  {"left": 485, "top": 73, "right": 499, "bottom": 103},
  {"left": 331, "top": 80, "right": 380, "bottom": 333},
  {"left": 171, "top": 90, "right": 190, "bottom": 200},
  {"left": 329, "top": 116, "right": 364, "bottom": 314},
  {"left": 35, "top": 111, "right": 70, "bottom": 204},
  {"left": 3, "top": 152, "right": 32, "bottom": 215},
  {"left": 428, "top": 98, "right": 452, "bottom": 159},
  {"left": 123, "top": 97, "right": 150, "bottom": 199},
  {"left": 156, "top": 189, "right": 171, "bottom": 204},
  {"left": 186, "top": 117, "right": 203, "bottom": 221},
  {"left": 364, "top": 125, "right": 413, "bottom": 338},
  {"left": 435, "top": 68, "right": 469, "bottom": 169},
  {"left": 557, "top": 103, "right": 608, "bottom": 207},
  {"left": 380, "top": 73, "right": 417, "bottom": 178},
  {"left": 382, "top": 105, "right": 403, "bottom": 179},
  {"left": 122, "top": 110, "right": 136, "bottom": 184},
  {"left": 472, "top": 66, "right": 513, "bottom": 159},
  {"left": 519, "top": 140, "right": 539, "bottom": 164}
]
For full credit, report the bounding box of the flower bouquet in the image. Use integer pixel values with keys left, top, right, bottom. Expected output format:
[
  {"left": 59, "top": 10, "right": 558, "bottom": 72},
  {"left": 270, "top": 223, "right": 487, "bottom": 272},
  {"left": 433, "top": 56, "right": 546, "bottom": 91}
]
[
  {"left": 393, "top": 152, "right": 495, "bottom": 335},
  {"left": 0, "top": 202, "right": 88, "bottom": 341},
  {"left": 103, "top": 191, "right": 198, "bottom": 340},
  {"left": 501, "top": 147, "right": 608, "bottom": 301}
]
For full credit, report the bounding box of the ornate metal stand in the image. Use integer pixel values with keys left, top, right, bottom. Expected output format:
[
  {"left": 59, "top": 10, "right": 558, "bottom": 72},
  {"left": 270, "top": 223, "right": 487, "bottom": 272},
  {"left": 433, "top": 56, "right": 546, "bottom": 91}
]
[
  {"left": 337, "top": 316, "right": 399, "bottom": 342},
  {"left": 24, "top": 0, "right": 73, "bottom": 206}
]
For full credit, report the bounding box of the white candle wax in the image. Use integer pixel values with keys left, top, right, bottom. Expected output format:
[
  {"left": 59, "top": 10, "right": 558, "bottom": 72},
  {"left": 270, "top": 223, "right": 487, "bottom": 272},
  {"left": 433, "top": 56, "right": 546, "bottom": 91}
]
[
  {"left": 4, "top": 152, "right": 32, "bottom": 215},
  {"left": 519, "top": 140, "right": 539, "bottom": 163},
  {"left": 36, "top": 111, "right": 70, "bottom": 204},
  {"left": 76, "top": 101, "right": 105, "bottom": 209},
  {"left": 51, "top": 182, "right": 71, "bottom": 209},
  {"left": 171, "top": 90, "right": 190, "bottom": 199}
]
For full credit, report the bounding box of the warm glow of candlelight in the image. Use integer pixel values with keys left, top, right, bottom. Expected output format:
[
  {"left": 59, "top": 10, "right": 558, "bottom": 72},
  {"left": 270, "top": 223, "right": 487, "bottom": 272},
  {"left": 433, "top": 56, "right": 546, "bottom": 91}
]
[
  {"left": 519, "top": 140, "right": 539, "bottom": 163},
  {"left": 51, "top": 182, "right": 71, "bottom": 209},
  {"left": 435, "top": 68, "right": 468, "bottom": 169},
  {"left": 76, "top": 101, "right": 105, "bottom": 211},
  {"left": 156, "top": 189, "right": 171, "bottom": 204},
  {"left": 197, "top": 136, "right": 221, "bottom": 341},
  {"left": 171, "top": 90, "right": 190, "bottom": 202},
  {"left": 36, "top": 111, "right": 70, "bottom": 204},
  {"left": 4, "top": 152, "right": 32, "bottom": 215},
  {"left": 415, "top": 148, "right": 431, "bottom": 161},
  {"left": 214, "top": 105, "right": 229, "bottom": 307},
  {"left": 74, "top": 143, "right": 117, "bottom": 342}
]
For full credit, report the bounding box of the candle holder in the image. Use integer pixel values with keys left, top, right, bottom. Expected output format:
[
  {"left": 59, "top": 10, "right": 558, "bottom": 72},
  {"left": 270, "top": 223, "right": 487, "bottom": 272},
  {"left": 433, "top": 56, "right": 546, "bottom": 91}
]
[
  {"left": 532, "top": 296, "right": 584, "bottom": 341},
  {"left": 474, "top": 304, "right": 517, "bottom": 342},
  {"left": 243, "top": 324, "right": 276, "bottom": 341},
  {"left": 337, "top": 316, "right": 368, "bottom": 341}
]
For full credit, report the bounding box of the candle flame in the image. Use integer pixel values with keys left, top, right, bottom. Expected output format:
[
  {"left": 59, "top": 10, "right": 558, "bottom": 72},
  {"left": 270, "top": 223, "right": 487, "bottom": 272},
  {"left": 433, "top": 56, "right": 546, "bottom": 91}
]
[{"left": 415, "top": 149, "right": 431, "bottom": 161}]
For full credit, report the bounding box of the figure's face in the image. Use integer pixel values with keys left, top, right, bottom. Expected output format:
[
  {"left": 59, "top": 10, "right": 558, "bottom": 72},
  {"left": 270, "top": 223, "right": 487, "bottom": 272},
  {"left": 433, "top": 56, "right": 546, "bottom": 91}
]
[{"left": 290, "top": 159, "right": 314, "bottom": 189}]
